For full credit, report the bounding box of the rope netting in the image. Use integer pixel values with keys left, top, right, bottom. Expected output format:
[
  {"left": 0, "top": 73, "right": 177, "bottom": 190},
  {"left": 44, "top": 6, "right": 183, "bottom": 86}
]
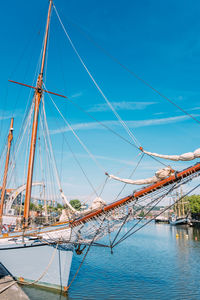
[{"left": 33, "top": 164, "right": 200, "bottom": 247}]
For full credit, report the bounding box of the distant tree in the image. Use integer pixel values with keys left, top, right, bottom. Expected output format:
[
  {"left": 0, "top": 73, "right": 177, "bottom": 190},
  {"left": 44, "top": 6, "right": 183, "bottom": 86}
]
[
  {"left": 185, "top": 195, "right": 200, "bottom": 214},
  {"left": 70, "top": 199, "right": 81, "bottom": 210},
  {"left": 38, "top": 204, "right": 43, "bottom": 211},
  {"left": 30, "top": 202, "right": 37, "bottom": 211},
  {"left": 57, "top": 203, "right": 63, "bottom": 209},
  {"left": 139, "top": 210, "right": 145, "bottom": 217}
]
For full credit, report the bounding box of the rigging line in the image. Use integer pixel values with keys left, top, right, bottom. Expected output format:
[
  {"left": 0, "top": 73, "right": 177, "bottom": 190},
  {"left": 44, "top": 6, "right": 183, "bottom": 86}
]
[
  {"left": 81, "top": 177, "right": 111, "bottom": 205},
  {"left": 62, "top": 128, "right": 99, "bottom": 198},
  {"left": 99, "top": 177, "right": 108, "bottom": 197},
  {"left": 19, "top": 243, "right": 58, "bottom": 286},
  {"left": 59, "top": 134, "right": 64, "bottom": 181},
  {"left": 65, "top": 216, "right": 106, "bottom": 291},
  {"left": 62, "top": 96, "right": 168, "bottom": 168},
  {"left": 113, "top": 180, "right": 189, "bottom": 246},
  {"left": 42, "top": 95, "right": 100, "bottom": 200},
  {"left": 112, "top": 153, "right": 144, "bottom": 202},
  {"left": 68, "top": 98, "right": 139, "bottom": 149},
  {"left": 65, "top": 18, "right": 200, "bottom": 126},
  {"left": 12, "top": 44, "right": 38, "bottom": 117},
  {"left": 42, "top": 96, "right": 92, "bottom": 209},
  {"left": 113, "top": 182, "right": 177, "bottom": 246},
  {"left": 44, "top": 83, "right": 105, "bottom": 174},
  {"left": 9, "top": 102, "right": 34, "bottom": 177},
  {"left": 111, "top": 211, "right": 131, "bottom": 248},
  {"left": 53, "top": 5, "right": 141, "bottom": 148},
  {"left": 107, "top": 221, "right": 113, "bottom": 252},
  {"left": 113, "top": 182, "right": 200, "bottom": 247},
  {"left": 11, "top": 11, "right": 46, "bottom": 120},
  {"left": 22, "top": 109, "right": 32, "bottom": 186},
  {"left": 41, "top": 97, "right": 68, "bottom": 205},
  {"left": 10, "top": 38, "right": 43, "bottom": 160}
]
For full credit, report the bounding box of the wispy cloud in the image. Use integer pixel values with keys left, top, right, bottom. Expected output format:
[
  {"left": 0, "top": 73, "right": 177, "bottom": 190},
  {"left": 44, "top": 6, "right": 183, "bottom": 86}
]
[
  {"left": 153, "top": 112, "right": 165, "bottom": 116},
  {"left": 70, "top": 92, "right": 83, "bottom": 98},
  {"left": 187, "top": 106, "right": 200, "bottom": 111},
  {"left": 0, "top": 109, "right": 21, "bottom": 120},
  {"left": 50, "top": 115, "right": 192, "bottom": 135},
  {"left": 76, "top": 153, "right": 139, "bottom": 166},
  {"left": 87, "top": 101, "right": 156, "bottom": 112}
]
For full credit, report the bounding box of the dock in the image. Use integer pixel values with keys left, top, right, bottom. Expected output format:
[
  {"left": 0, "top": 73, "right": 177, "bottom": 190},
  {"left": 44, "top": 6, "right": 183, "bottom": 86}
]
[{"left": 0, "top": 264, "right": 29, "bottom": 300}]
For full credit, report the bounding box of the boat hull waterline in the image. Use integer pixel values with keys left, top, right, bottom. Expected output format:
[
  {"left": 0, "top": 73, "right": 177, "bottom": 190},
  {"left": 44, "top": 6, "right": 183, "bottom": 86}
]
[
  {"left": 0, "top": 241, "right": 73, "bottom": 291},
  {"left": 0, "top": 225, "right": 74, "bottom": 291}
]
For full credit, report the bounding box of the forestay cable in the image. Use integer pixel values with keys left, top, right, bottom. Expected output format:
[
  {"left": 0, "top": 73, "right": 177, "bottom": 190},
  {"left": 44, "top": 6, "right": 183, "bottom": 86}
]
[
  {"left": 113, "top": 182, "right": 200, "bottom": 247},
  {"left": 53, "top": 4, "right": 141, "bottom": 148},
  {"left": 66, "top": 18, "right": 200, "bottom": 126},
  {"left": 41, "top": 95, "right": 76, "bottom": 212},
  {"left": 44, "top": 83, "right": 105, "bottom": 174}
]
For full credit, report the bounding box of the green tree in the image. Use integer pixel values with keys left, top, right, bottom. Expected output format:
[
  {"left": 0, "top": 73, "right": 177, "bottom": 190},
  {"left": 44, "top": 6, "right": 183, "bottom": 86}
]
[
  {"left": 57, "top": 203, "right": 63, "bottom": 209},
  {"left": 70, "top": 199, "right": 81, "bottom": 210},
  {"left": 30, "top": 202, "right": 37, "bottom": 211},
  {"left": 185, "top": 195, "right": 200, "bottom": 214},
  {"left": 138, "top": 210, "right": 145, "bottom": 217}
]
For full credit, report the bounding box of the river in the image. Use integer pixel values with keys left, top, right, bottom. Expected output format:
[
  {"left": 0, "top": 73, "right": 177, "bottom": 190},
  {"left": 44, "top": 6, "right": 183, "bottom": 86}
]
[{"left": 22, "top": 222, "right": 200, "bottom": 299}]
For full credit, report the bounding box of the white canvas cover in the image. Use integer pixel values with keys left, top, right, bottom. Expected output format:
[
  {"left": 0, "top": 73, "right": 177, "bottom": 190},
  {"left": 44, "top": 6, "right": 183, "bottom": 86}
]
[
  {"left": 141, "top": 147, "right": 200, "bottom": 161},
  {"left": 106, "top": 166, "right": 174, "bottom": 185}
]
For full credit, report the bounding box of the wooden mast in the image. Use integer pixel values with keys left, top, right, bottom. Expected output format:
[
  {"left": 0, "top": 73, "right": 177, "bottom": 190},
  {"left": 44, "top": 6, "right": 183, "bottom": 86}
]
[
  {"left": 0, "top": 118, "right": 14, "bottom": 220},
  {"left": 23, "top": 0, "right": 52, "bottom": 227}
]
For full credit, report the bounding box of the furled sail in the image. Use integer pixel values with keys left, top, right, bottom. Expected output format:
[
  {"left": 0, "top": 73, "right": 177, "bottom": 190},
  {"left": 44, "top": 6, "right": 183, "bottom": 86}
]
[
  {"left": 106, "top": 166, "right": 174, "bottom": 185},
  {"left": 140, "top": 147, "right": 200, "bottom": 161}
]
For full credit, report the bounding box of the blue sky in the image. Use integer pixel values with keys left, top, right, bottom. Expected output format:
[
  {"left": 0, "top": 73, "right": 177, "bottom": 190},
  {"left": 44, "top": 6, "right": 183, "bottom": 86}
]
[{"left": 0, "top": 0, "right": 200, "bottom": 203}]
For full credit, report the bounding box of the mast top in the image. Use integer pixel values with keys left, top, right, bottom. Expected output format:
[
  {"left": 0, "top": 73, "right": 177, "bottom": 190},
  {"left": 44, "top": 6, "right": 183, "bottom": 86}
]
[{"left": 38, "top": 0, "right": 52, "bottom": 81}]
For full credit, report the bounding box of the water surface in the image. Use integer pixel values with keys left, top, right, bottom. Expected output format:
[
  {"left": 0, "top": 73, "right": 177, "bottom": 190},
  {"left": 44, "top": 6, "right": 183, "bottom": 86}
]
[{"left": 23, "top": 222, "right": 200, "bottom": 299}]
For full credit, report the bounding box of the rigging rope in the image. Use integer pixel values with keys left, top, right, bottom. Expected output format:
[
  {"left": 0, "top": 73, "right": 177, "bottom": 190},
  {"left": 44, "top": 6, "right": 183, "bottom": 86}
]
[
  {"left": 113, "top": 182, "right": 177, "bottom": 246},
  {"left": 41, "top": 96, "right": 75, "bottom": 211},
  {"left": 18, "top": 243, "right": 58, "bottom": 286},
  {"left": 44, "top": 83, "right": 105, "bottom": 174},
  {"left": 111, "top": 153, "right": 144, "bottom": 202},
  {"left": 55, "top": 92, "right": 168, "bottom": 168},
  {"left": 65, "top": 17, "right": 200, "bottom": 126},
  {"left": 42, "top": 93, "right": 101, "bottom": 200},
  {"left": 113, "top": 182, "right": 200, "bottom": 247},
  {"left": 53, "top": 4, "right": 141, "bottom": 148},
  {"left": 65, "top": 216, "right": 106, "bottom": 291},
  {"left": 0, "top": 243, "right": 58, "bottom": 294}
]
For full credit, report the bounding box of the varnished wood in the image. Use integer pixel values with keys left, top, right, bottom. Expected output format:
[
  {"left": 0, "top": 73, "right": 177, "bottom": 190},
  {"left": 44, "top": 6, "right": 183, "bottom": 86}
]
[
  {"left": 70, "top": 162, "right": 200, "bottom": 226},
  {"left": 0, "top": 118, "right": 14, "bottom": 219},
  {"left": 23, "top": 0, "right": 53, "bottom": 227}
]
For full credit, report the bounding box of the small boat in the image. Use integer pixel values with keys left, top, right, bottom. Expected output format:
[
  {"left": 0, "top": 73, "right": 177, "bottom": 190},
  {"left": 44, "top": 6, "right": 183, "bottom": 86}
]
[
  {"left": 169, "top": 214, "right": 188, "bottom": 225},
  {"left": 155, "top": 216, "right": 169, "bottom": 224},
  {"left": 169, "top": 189, "right": 189, "bottom": 226}
]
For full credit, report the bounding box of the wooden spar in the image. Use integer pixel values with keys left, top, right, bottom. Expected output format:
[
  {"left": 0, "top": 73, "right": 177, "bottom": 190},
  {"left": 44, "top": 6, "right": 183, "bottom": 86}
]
[
  {"left": 8, "top": 80, "right": 67, "bottom": 99},
  {"left": 70, "top": 162, "right": 200, "bottom": 227},
  {"left": 0, "top": 118, "right": 14, "bottom": 219},
  {"left": 23, "top": 0, "right": 52, "bottom": 227}
]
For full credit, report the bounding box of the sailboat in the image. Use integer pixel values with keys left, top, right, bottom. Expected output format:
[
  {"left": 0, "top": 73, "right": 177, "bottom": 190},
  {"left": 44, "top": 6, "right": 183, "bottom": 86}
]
[
  {"left": 0, "top": 0, "right": 200, "bottom": 292},
  {"left": 169, "top": 189, "right": 189, "bottom": 225}
]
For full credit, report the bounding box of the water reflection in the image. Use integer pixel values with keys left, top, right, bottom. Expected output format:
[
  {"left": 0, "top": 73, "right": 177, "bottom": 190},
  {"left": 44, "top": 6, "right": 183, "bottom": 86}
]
[{"left": 22, "top": 223, "right": 200, "bottom": 300}]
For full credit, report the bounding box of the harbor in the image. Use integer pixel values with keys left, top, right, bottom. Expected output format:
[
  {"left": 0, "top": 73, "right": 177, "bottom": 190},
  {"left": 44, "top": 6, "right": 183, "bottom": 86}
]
[
  {"left": 19, "top": 222, "right": 200, "bottom": 299},
  {"left": 0, "top": 0, "right": 200, "bottom": 299}
]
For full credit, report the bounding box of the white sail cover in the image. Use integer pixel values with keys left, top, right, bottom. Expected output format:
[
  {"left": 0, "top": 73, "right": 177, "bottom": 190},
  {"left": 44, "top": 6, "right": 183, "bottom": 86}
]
[
  {"left": 141, "top": 147, "right": 200, "bottom": 161},
  {"left": 106, "top": 166, "right": 174, "bottom": 185}
]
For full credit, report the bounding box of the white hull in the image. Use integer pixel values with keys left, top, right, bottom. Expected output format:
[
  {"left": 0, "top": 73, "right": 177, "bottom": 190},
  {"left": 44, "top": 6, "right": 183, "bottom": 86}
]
[
  {"left": 0, "top": 241, "right": 73, "bottom": 291},
  {"left": 0, "top": 225, "right": 74, "bottom": 291},
  {"left": 169, "top": 217, "right": 188, "bottom": 226}
]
